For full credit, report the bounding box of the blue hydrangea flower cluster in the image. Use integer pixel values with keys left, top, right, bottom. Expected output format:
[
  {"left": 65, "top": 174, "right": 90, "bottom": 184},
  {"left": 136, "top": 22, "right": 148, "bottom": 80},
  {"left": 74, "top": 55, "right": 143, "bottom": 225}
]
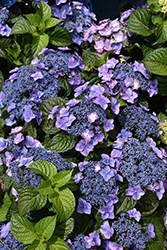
[
  {"left": 98, "top": 59, "right": 158, "bottom": 103},
  {"left": 119, "top": 137, "right": 167, "bottom": 188},
  {"left": 75, "top": 156, "right": 122, "bottom": 206},
  {"left": 118, "top": 105, "right": 160, "bottom": 140},
  {"left": 40, "top": 50, "right": 84, "bottom": 84},
  {"left": 64, "top": 99, "right": 106, "bottom": 136},
  {"left": 0, "top": 231, "right": 24, "bottom": 250},
  {"left": 25, "top": 147, "right": 73, "bottom": 172},
  {"left": 51, "top": 1, "right": 97, "bottom": 45},
  {"left": 10, "top": 160, "right": 42, "bottom": 188},
  {"left": 68, "top": 233, "right": 103, "bottom": 249},
  {"left": 0, "top": 133, "right": 74, "bottom": 188},
  {"left": 0, "top": 49, "right": 84, "bottom": 124},
  {"left": 1, "top": 64, "right": 62, "bottom": 124},
  {"left": 0, "top": 7, "right": 11, "bottom": 37},
  {"left": 112, "top": 213, "right": 149, "bottom": 250},
  {"left": 70, "top": 234, "right": 87, "bottom": 250},
  {"left": 79, "top": 161, "right": 116, "bottom": 206}
]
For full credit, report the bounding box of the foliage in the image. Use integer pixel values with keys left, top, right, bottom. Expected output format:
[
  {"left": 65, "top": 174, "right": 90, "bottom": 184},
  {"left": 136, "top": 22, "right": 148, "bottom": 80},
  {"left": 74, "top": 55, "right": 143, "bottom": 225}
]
[{"left": 0, "top": 0, "right": 167, "bottom": 250}]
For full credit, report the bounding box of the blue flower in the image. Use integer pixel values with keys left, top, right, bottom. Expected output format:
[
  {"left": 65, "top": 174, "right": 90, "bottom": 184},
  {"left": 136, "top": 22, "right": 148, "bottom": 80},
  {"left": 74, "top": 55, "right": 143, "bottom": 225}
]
[{"left": 77, "top": 198, "right": 92, "bottom": 214}]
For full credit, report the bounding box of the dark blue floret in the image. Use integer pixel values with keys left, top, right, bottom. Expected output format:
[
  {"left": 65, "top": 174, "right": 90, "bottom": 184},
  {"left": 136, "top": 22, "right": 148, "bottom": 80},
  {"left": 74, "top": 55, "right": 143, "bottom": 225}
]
[
  {"left": 79, "top": 161, "right": 116, "bottom": 206},
  {"left": 66, "top": 99, "right": 106, "bottom": 136},
  {"left": 11, "top": 160, "right": 42, "bottom": 189},
  {"left": 25, "top": 147, "right": 72, "bottom": 172},
  {"left": 118, "top": 105, "right": 160, "bottom": 141},
  {"left": 112, "top": 213, "right": 148, "bottom": 250},
  {"left": 0, "top": 7, "right": 9, "bottom": 25},
  {"left": 112, "top": 62, "right": 151, "bottom": 93},
  {"left": 41, "top": 51, "right": 81, "bottom": 76},
  {"left": 120, "top": 137, "right": 167, "bottom": 188},
  {"left": 0, "top": 231, "right": 24, "bottom": 250}
]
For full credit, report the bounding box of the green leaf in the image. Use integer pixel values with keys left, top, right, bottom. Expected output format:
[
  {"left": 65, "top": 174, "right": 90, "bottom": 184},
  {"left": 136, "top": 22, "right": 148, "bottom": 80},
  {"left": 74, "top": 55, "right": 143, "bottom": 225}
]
[
  {"left": 153, "top": 16, "right": 163, "bottom": 25},
  {"left": 156, "top": 20, "right": 167, "bottom": 44},
  {"left": 21, "top": 245, "right": 31, "bottom": 250},
  {"left": 38, "top": 0, "right": 52, "bottom": 21},
  {"left": 142, "top": 44, "right": 154, "bottom": 57},
  {"left": 27, "top": 125, "right": 37, "bottom": 139},
  {"left": 18, "top": 187, "right": 47, "bottom": 216},
  {"left": 28, "top": 160, "right": 57, "bottom": 180},
  {"left": 0, "top": 71, "right": 4, "bottom": 86},
  {"left": 27, "top": 240, "right": 46, "bottom": 250},
  {"left": 36, "top": 180, "right": 55, "bottom": 195},
  {"left": 25, "top": 13, "right": 42, "bottom": 27},
  {"left": 147, "top": 0, "right": 162, "bottom": 13},
  {"left": 54, "top": 218, "right": 74, "bottom": 240},
  {"left": 10, "top": 214, "right": 37, "bottom": 244},
  {"left": 49, "top": 27, "right": 72, "bottom": 47},
  {"left": 46, "top": 236, "right": 70, "bottom": 250},
  {"left": 45, "top": 133, "right": 76, "bottom": 153},
  {"left": 6, "top": 41, "right": 21, "bottom": 59},
  {"left": 115, "top": 195, "right": 137, "bottom": 215},
  {"left": 32, "top": 33, "right": 49, "bottom": 57},
  {"left": 128, "top": 9, "right": 153, "bottom": 36},
  {"left": 40, "top": 97, "right": 67, "bottom": 116},
  {"left": 143, "top": 48, "right": 167, "bottom": 75},
  {"left": 82, "top": 47, "right": 98, "bottom": 71},
  {"left": 51, "top": 170, "right": 73, "bottom": 187},
  {"left": 145, "top": 225, "right": 163, "bottom": 250},
  {"left": 94, "top": 50, "right": 113, "bottom": 67},
  {"left": 118, "top": 99, "right": 128, "bottom": 107},
  {"left": 0, "top": 192, "right": 12, "bottom": 221},
  {"left": 42, "top": 117, "right": 61, "bottom": 134},
  {"left": 35, "top": 215, "right": 57, "bottom": 240},
  {"left": 58, "top": 76, "right": 71, "bottom": 96},
  {"left": 10, "top": 20, "right": 36, "bottom": 35},
  {"left": 157, "top": 112, "right": 167, "bottom": 122},
  {"left": 45, "top": 18, "right": 61, "bottom": 29},
  {"left": 157, "top": 75, "right": 167, "bottom": 96},
  {"left": 48, "top": 187, "right": 75, "bottom": 221}
]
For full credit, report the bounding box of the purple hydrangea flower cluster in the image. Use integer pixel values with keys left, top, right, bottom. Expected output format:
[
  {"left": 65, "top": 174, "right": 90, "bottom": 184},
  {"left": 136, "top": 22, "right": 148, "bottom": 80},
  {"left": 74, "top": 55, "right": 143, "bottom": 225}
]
[
  {"left": 51, "top": 93, "right": 114, "bottom": 156},
  {"left": 118, "top": 136, "right": 167, "bottom": 191},
  {"left": 68, "top": 233, "right": 103, "bottom": 250},
  {"left": 0, "top": 224, "right": 24, "bottom": 250},
  {"left": 0, "top": 7, "right": 11, "bottom": 37},
  {"left": 74, "top": 154, "right": 122, "bottom": 206},
  {"left": 51, "top": 1, "right": 97, "bottom": 45},
  {"left": 98, "top": 59, "right": 158, "bottom": 103},
  {"left": 118, "top": 105, "right": 161, "bottom": 140},
  {"left": 40, "top": 49, "right": 84, "bottom": 83},
  {"left": 112, "top": 213, "right": 154, "bottom": 250},
  {"left": 84, "top": 15, "right": 129, "bottom": 56},
  {"left": 0, "top": 49, "right": 84, "bottom": 124},
  {"left": 0, "top": 131, "right": 74, "bottom": 188}
]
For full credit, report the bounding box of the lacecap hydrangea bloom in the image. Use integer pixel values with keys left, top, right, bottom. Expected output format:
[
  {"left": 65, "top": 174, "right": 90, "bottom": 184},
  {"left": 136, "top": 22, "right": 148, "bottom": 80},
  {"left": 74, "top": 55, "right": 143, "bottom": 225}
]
[
  {"left": 0, "top": 129, "right": 75, "bottom": 188},
  {"left": 84, "top": 13, "right": 129, "bottom": 56},
  {"left": 0, "top": 222, "right": 24, "bottom": 250},
  {"left": 73, "top": 153, "right": 123, "bottom": 206},
  {"left": 0, "top": 49, "right": 84, "bottom": 125},
  {"left": 98, "top": 59, "right": 158, "bottom": 104},
  {"left": 0, "top": 7, "right": 11, "bottom": 37},
  {"left": 118, "top": 105, "right": 161, "bottom": 141},
  {"left": 50, "top": 85, "right": 115, "bottom": 156},
  {"left": 51, "top": 1, "right": 97, "bottom": 45},
  {"left": 112, "top": 212, "right": 155, "bottom": 250},
  {"left": 112, "top": 130, "right": 167, "bottom": 199}
]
